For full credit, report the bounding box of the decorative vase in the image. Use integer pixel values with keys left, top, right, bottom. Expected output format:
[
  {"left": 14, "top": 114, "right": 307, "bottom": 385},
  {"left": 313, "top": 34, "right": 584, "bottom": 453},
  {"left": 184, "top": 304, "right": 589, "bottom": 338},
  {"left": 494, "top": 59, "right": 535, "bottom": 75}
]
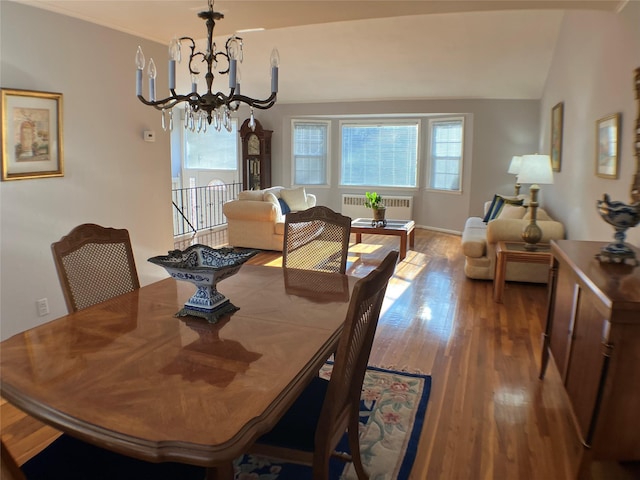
[
  {"left": 372, "top": 206, "right": 387, "bottom": 226},
  {"left": 596, "top": 194, "right": 640, "bottom": 265},
  {"left": 148, "top": 245, "right": 258, "bottom": 322}
]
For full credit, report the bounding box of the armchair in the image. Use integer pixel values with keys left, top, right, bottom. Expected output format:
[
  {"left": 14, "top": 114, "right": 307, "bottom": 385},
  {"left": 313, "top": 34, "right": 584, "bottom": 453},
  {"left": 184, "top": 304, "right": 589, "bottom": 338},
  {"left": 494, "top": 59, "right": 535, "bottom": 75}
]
[{"left": 223, "top": 186, "right": 316, "bottom": 251}]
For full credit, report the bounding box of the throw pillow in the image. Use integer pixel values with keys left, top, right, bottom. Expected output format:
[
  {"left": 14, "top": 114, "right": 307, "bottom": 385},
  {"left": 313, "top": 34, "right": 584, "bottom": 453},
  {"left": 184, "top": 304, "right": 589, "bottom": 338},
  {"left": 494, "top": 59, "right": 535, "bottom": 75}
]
[
  {"left": 280, "top": 187, "right": 308, "bottom": 212},
  {"left": 483, "top": 194, "right": 524, "bottom": 222},
  {"left": 488, "top": 196, "right": 506, "bottom": 221},
  {"left": 482, "top": 195, "right": 500, "bottom": 223},
  {"left": 497, "top": 204, "right": 527, "bottom": 219},
  {"left": 278, "top": 198, "right": 291, "bottom": 215},
  {"left": 500, "top": 195, "right": 524, "bottom": 205}
]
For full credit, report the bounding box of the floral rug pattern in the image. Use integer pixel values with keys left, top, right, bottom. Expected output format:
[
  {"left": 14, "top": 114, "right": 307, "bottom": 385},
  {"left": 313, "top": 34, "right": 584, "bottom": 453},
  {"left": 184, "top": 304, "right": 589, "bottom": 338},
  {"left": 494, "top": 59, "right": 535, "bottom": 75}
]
[{"left": 233, "top": 364, "right": 431, "bottom": 480}]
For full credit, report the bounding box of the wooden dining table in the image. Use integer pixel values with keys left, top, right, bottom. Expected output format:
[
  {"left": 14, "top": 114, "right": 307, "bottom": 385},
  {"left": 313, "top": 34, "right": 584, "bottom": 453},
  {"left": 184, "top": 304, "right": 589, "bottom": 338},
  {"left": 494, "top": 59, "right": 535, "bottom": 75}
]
[{"left": 0, "top": 265, "right": 357, "bottom": 479}]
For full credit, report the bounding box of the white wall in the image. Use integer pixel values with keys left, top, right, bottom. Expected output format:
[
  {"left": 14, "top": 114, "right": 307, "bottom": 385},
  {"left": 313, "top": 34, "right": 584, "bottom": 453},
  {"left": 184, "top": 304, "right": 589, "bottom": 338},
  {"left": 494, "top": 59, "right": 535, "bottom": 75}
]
[
  {"left": 540, "top": 4, "right": 640, "bottom": 247},
  {"left": 255, "top": 99, "right": 540, "bottom": 233},
  {"left": 0, "top": 2, "right": 175, "bottom": 340}
]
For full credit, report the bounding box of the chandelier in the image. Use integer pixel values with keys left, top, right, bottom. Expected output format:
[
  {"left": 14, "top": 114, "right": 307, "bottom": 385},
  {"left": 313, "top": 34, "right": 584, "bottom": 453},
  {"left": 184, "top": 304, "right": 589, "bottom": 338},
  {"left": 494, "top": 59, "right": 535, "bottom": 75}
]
[{"left": 135, "top": 0, "right": 279, "bottom": 133}]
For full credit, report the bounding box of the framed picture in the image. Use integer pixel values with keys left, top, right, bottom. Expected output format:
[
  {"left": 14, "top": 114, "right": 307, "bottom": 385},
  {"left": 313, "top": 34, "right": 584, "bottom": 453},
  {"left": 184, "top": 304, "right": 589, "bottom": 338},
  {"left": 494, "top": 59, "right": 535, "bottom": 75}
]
[
  {"left": 550, "top": 102, "right": 564, "bottom": 172},
  {"left": 1, "top": 88, "right": 64, "bottom": 181},
  {"left": 596, "top": 113, "right": 621, "bottom": 179}
]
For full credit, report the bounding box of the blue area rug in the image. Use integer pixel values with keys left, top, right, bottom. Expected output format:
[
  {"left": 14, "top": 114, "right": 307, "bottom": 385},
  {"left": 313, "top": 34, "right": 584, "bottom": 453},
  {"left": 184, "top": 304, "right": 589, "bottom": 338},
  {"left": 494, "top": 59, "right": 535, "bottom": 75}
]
[{"left": 233, "top": 364, "right": 431, "bottom": 480}]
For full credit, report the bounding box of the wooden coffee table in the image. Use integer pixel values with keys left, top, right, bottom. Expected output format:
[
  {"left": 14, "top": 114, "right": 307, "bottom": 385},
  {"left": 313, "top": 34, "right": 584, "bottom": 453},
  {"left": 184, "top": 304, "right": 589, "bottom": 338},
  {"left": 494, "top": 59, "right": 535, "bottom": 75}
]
[
  {"left": 351, "top": 218, "right": 415, "bottom": 260},
  {"left": 494, "top": 241, "right": 551, "bottom": 303}
]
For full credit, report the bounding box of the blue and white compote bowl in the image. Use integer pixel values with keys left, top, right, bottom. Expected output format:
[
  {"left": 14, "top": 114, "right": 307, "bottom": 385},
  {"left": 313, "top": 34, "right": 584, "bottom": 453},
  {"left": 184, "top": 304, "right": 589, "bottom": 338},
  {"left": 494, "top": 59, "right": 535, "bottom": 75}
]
[
  {"left": 149, "top": 245, "right": 258, "bottom": 323},
  {"left": 596, "top": 194, "right": 640, "bottom": 266}
]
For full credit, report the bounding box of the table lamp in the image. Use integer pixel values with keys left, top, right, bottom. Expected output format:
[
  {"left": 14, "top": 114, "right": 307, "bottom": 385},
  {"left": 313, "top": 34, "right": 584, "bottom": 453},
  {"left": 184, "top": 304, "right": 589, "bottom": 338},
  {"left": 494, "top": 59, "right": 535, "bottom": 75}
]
[
  {"left": 508, "top": 156, "right": 522, "bottom": 195},
  {"left": 518, "top": 154, "right": 554, "bottom": 250}
]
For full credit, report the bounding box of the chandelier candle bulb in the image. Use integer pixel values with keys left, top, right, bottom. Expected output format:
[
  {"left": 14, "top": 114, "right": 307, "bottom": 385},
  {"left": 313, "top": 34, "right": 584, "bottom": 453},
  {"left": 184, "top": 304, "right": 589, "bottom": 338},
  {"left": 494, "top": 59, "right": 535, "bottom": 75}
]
[
  {"left": 229, "top": 58, "right": 237, "bottom": 89},
  {"left": 271, "top": 67, "right": 278, "bottom": 93},
  {"left": 168, "top": 60, "right": 176, "bottom": 90},
  {"left": 191, "top": 74, "right": 198, "bottom": 94},
  {"left": 168, "top": 38, "right": 180, "bottom": 91},
  {"left": 148, "top": 58, "right": 157, "bottom": 102},
  {"left": 271, "top": 48, "right": 280, "bottom": 93},
  {"left": 135, "top": 46, "right": 145, "bottom": 96},
  {"left": 136, "top": 69, "right": 143, "bottom": 97}
]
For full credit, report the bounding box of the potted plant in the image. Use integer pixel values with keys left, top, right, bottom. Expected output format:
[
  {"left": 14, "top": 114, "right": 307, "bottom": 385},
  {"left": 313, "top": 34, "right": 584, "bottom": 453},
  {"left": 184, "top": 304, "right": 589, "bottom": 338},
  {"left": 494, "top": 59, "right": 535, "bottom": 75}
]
[{"left": 364, "top": 191, "right": 386, "bottom": 223}]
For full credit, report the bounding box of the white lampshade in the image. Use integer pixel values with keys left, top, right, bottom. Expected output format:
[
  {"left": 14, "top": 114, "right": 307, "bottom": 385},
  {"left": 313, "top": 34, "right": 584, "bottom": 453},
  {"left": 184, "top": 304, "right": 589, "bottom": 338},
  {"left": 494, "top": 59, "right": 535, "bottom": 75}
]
[
  {"left": 508, "top": 155, "right": 522, "bottom": 174},
  {"left": 518, "top": 154, "right": 554, "bottom": 185}
]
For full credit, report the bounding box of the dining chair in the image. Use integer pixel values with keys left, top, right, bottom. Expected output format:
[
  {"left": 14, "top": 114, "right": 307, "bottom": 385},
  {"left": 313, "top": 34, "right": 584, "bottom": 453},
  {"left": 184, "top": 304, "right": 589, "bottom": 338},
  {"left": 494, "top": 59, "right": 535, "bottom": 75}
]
[
  {"left": 247, "top": 249, "right": 399, "bottom": 479},
  {"left": 283, "top": 205, "right": 352, "bottom": 274},
  {"left": 51, "top": 223, "right": 140, "bottom": 312},
  {"left": 1, "top": 437, "right": 205, "bottom": 480}
]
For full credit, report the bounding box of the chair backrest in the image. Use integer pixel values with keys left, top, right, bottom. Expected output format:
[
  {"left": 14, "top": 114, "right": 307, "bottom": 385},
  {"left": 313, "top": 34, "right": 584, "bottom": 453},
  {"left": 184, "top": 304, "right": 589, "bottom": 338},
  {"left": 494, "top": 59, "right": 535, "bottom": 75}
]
[
  {"left": 316, "top": 250, "right": 398, "bottom": 453},
  {"left": 283, "top": 206, "right": 351, "bottom": 274},
  {"left": 1, "top": 440, "right": 27, "bottom": 480},
  {"left": 51, "top": 223, "right": 140, "bottom": 313}
]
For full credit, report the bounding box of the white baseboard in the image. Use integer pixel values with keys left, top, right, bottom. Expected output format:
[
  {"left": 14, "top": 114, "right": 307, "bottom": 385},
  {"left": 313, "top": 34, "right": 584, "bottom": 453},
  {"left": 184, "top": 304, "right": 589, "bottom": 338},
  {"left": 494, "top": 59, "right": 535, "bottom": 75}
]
[{"left": 415, "top": 224, "right": 462, "bottom": 236}]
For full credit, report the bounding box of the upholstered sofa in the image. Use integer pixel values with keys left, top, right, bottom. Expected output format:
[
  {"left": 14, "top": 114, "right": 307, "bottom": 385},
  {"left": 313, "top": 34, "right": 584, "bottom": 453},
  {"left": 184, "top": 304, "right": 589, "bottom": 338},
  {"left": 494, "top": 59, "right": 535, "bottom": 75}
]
[
  {"left": 461, "top": 196, "right": 565, "bottom": 282},
  {"left": 222, "top": 186, "right": 316, "bottom": 251}
]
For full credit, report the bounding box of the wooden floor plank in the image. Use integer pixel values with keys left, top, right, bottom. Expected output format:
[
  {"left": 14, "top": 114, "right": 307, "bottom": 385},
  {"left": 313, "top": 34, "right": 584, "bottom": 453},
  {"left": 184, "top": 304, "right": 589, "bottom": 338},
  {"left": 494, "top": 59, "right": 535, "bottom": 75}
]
[{"left": 2, "top": 228, "right": 639, "bottom": 478}]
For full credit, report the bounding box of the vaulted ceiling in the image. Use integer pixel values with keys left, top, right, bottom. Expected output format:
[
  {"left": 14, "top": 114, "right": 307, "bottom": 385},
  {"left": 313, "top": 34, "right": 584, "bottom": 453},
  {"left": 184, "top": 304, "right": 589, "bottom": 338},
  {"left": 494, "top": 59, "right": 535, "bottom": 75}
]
[{"left": 17, "top": 0, "right": 625, "bottom": 103}]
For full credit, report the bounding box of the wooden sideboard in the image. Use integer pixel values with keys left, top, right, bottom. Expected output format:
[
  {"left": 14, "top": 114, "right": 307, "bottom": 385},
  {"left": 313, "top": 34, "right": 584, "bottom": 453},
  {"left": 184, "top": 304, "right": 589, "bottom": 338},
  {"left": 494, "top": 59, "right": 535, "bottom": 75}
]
[{"left": 540, "top": 240, "right": 640, "bottom": 477}]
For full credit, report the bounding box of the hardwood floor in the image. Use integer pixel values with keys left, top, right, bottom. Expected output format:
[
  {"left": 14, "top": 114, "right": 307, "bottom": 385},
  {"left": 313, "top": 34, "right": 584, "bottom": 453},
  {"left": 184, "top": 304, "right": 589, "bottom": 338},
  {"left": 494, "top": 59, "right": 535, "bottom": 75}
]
[{"left": 2, "top": 228, "right": 639, "bottom": 479}]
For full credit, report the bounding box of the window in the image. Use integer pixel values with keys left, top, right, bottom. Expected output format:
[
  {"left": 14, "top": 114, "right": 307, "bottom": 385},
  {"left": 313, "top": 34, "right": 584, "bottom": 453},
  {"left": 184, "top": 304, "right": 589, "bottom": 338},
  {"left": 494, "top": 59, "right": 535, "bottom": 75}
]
[
  {"left": 184, "top": 119, "right": 238, "bottom": 170},
  {"left": 341, "top": 121, "right": 418, "bottom": 187},
  {"left": 427, "top": 118, "right": 464, "bottom": 192},
  {"left": 292, "top": 120, "right": 329, "bottom": 185}
]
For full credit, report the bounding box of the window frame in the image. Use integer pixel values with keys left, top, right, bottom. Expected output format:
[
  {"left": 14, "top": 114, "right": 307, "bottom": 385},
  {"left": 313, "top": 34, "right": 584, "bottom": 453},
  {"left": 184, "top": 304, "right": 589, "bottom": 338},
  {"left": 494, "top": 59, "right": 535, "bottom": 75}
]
[
  {"left": 425, "top": 116, "right": 465, "bottom": 194},
  {"left": 291, "top": 119, "right": 331, "bottom": 187},
  {"left": 339, "top": 118, "right": 420, "bottom": 189},
  {"left": 182, "top": 118, "right": 239, "bottom": 172}
]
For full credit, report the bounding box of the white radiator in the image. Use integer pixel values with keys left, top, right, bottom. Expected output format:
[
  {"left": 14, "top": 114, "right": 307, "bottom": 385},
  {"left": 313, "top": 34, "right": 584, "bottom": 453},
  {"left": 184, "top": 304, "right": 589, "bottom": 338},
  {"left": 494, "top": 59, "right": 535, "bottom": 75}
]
[{"left": 341, "top": 194, "right": 413, "bottom": 220}]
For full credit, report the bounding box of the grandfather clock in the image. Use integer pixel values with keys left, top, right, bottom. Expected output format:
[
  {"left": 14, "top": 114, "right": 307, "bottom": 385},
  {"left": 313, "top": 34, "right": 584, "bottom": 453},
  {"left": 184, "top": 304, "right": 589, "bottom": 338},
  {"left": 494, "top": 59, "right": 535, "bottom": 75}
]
[{"left": 240, "top": 118, "right": 272, "bottom": 191}]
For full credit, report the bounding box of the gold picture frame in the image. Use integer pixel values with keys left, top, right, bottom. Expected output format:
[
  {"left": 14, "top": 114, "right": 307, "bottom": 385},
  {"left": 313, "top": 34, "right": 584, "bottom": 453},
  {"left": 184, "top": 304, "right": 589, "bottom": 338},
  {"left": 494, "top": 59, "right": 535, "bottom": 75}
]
[
  {"left": 596, "top": 113, "right": 621, "bottom": 179},
  {"left": 1, "top": 88, "right": 64, "bottom": 181},
  {"left": 550, "top": 102, "right": 564, "bottom": 172}
]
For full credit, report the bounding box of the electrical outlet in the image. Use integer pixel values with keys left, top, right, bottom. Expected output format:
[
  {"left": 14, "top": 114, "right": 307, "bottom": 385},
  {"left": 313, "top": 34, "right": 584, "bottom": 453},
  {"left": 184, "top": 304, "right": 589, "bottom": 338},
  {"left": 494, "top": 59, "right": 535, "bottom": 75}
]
[{"left": 36, "top": 298, "right": 49, "bottom": 317}]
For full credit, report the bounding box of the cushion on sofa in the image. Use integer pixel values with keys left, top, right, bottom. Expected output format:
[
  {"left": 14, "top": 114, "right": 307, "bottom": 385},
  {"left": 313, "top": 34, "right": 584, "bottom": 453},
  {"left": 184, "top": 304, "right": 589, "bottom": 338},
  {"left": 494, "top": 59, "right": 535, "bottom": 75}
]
[
  {"left": 497, "top": 204, "right": 527, "bottom": 219},
  {"left": 264, "top": 192, "right": 285, "bottom": 221},
  {"left": 523, "top": 208, "right": 551, "bottom": 221},
  {"left": 238, "top": 190, "right": 265, "bottom": 201},
  {"left": 461, "top": 217, "right": 487, "bottom": 258},
  {"left": 280, "top": 187, "right": 308, "bottom": 212},
  {"left": 263, "top": 186, "right": 284, "bottom": 200},
  {"left": 223, "top": 199, "right": 278, "bottom": 221}
]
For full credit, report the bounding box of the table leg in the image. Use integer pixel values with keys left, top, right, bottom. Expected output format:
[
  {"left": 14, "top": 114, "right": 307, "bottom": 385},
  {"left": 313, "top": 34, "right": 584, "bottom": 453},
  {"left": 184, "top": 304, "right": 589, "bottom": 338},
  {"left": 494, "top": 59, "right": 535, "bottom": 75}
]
[
  {"left": 576, "top": 449, "right": 593, "bottom": 480},
  {"left": 399, "top": 232, "right": 407, "bottom": 260},
  {"left": 493, "top": 251, "right": 507, "bottom": 303},
  {"left": 206, "top": 462, "right": 234, "bottom": 480},
  {"left": 409, "top": 228, "right": 415, "bottom": 248},
  {"left": 354, "top": 233, "right": 362, "bottom": 244}
]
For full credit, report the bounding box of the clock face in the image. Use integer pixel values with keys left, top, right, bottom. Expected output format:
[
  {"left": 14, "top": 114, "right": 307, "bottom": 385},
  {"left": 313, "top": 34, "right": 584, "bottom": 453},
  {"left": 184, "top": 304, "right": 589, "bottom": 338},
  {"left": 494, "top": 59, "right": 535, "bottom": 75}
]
[{"left": 248, "top": 134, "right": 260, "bottom": 155}]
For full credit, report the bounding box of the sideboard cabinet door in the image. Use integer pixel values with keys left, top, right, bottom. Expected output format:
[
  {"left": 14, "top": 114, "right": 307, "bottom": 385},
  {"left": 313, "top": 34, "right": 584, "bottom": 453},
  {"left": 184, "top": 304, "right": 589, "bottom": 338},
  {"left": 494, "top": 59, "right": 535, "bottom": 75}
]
[
  {"left": 548, "top": 266, "right": 576, "bottom": 379},
  {"left": 563, "top": 292, "right": 609, "bottom": 446}
]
